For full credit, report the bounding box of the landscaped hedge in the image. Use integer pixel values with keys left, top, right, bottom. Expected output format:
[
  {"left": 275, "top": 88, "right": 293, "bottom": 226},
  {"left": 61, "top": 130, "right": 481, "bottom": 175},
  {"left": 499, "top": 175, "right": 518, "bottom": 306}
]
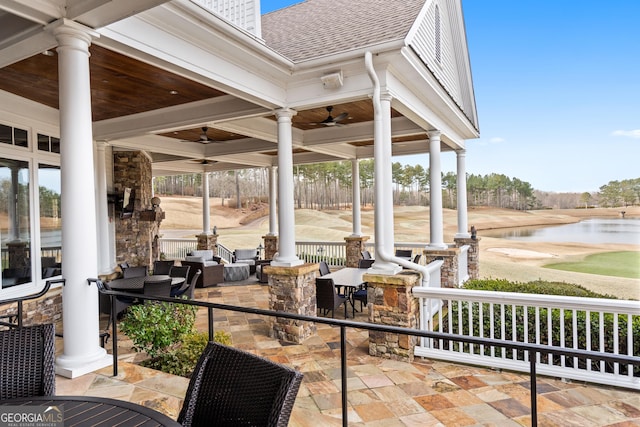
[{"left": 439, "top": 279, "right": 639, "bottom": 376}]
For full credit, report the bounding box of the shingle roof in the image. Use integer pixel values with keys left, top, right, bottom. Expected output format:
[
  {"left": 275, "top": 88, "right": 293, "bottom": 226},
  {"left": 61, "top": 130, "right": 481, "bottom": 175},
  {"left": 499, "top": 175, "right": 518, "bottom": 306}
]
[{"left": 261, "top": 0, "right": 425, "bottom": 62}]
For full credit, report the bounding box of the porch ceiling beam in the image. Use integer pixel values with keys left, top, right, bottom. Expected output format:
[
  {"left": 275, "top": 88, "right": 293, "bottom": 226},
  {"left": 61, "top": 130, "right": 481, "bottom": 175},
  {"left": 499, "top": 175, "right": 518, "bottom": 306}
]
[
  {"left": 211, "top": 117, "right": 278, "bottom": 142},
  {"left": 111, "top": 134, "right": 207, "bottom": 158},
  {"left": 93, "top": 96, "right": 269, "bottom": 141},
  {"left": 202, "top": 138, "right": 276, "bottom": 157}
]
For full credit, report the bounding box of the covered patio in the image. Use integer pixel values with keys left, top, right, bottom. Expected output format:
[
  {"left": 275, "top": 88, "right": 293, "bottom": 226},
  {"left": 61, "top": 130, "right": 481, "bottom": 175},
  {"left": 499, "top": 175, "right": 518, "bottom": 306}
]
[
  {"left": 55, "top": 283, "right": 640, "bottom": 426},
  {"left": 0, "top": 0, "right": 479, "bottom": 378}
]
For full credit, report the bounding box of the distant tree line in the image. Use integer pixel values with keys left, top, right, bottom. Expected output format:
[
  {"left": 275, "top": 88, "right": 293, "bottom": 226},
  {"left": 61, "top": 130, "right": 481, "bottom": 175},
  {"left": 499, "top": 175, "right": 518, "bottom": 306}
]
[{"left": 152, "top": 161, "right": 638, "bottom": 211}]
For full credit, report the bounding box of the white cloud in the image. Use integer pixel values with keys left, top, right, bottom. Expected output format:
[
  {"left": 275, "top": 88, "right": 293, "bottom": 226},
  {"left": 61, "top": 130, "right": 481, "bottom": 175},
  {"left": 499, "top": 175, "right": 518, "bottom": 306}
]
[
  {"left": 612, "top": 129, "right": 640, "bottom": 139},
  {"left": 489, "top": 137, "right": 505, "bottom": 144}
]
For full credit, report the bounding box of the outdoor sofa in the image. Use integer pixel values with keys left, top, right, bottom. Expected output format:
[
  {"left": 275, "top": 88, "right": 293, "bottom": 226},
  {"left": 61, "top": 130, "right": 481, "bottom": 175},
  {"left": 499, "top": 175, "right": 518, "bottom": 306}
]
[{"left": 181, "top": 250, "right": 224, "bottom": 288}]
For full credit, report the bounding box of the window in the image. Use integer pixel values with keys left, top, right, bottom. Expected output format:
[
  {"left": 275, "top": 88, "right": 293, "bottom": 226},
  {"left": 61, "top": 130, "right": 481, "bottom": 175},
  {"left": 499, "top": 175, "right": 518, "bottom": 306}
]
[
  {"left": 39, "top": 164, "right": 61, "bottom": 278},
  {"left": 38, "top": 133, "right": 61, "bottom": 154},
  {"left": 0, "top": 158, "right": 32, "bottom": 289},
  {"left": 0, "top": 124, "right": 28, "bottom": 148}
]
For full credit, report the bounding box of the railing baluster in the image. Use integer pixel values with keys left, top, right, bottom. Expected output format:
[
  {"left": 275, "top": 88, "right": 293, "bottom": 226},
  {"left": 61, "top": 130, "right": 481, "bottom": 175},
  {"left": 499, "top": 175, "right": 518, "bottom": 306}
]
[
  {"left": 341, "top": 326, "right": 348, "bottom": 427},
  {"left": 500, "top": 303, "right": 506, "bottom": 359},
  {"left": 599, "top": 312, "right": 605, "bottom": 373},
  {"left": 586, "top": 309, "right": 592, "bottom": 373},
  {"left": 572, "top": 309, "right": 578, "bottom": 370},
  {"left": 628, "top": 313, "right": 633, "bottom": 379},
  {"left": 613, "top": 312, "right": 619, "bottom": 375}
]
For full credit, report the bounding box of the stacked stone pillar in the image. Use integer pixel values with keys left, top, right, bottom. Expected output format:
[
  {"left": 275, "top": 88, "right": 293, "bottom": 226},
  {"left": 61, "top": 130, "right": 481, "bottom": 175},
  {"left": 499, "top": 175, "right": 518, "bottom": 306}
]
[
  {"left": 197, "top": 232, "right": 218, "bottom": 254},
  {"left": 422, "top": 248, "right": 460, "bottom": 289},
  {"left": 454, "top": 236, "right": 481, "bottom": 280},
  {"left": 113, "top": 151, "right": 163, "bottom": 268},
  {"left": 344, "top": 236, "right": 369, "bottom": 267},
  {"left": 265, "top": 263, "right": 318, "bottom": 343},
  {"left": 262, "top": 235, "right": 278, "bottom": 260},
  {"left": 367, "top": 271, "right": 421, "bottom": 362}
]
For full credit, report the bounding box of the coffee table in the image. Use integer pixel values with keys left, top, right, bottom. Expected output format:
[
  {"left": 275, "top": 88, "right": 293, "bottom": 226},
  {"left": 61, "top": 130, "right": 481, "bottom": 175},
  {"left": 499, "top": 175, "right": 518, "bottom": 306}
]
[{"left": 223, "top": 263, "right": 250, "bottom": 282}]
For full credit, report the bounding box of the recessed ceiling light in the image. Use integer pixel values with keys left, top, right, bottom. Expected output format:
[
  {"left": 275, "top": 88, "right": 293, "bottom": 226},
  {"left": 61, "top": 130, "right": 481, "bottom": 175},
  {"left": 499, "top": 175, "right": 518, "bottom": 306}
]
[
  {"left": 169, "top": 90, "right": 179, "bottom": 95},
  {"left": 42, "top": 50, "right": 54, "bottom": 57}
]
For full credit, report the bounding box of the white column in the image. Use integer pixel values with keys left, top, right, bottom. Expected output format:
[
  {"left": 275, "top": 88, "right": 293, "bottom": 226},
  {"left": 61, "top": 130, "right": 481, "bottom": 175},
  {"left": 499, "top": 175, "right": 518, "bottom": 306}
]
[
  {"left": 271, "top": 109, "right": 302, "bottom": 267},
  {"left": 95, "top": 141, "right": 112, "bottom": 274},
  {"left": 49, "top": 19, "right": 111, "bottom": 377},
  {"left": 371, "top": 94, "right": 400, "bottom": 273},
  {"left": 202, "top": 172, "right": 211, "bottom": 234},
  {"left": 455, "top": 150, "right": 470, "bottom": 238},
  {"left": 350, "top": 159, "right": 362, "bottom": 236},
  {"left": 427, "top": 129, "right": 447, "bottom": 249},
  {"left": 268, "top": 166, "right": 277, "bottom": 235}
]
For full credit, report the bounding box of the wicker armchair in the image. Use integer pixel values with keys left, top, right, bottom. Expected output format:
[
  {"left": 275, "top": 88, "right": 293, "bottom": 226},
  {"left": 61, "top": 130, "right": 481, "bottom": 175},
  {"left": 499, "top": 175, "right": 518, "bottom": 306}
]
[
  {"left": 0, "top": 323, "right": 56, "bottom": 399},
  {"left": 178, "top": 342, "right": 303, "bottom": 427}
]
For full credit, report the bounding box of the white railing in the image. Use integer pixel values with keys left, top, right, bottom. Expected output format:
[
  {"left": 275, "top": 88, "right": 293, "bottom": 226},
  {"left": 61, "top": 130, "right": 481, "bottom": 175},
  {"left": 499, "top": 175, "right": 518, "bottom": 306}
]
[
  {"left": 217, "top": 243, "right": 233, "bottom": 264},
  {"left": 295, "top": 241, "right": 345, "bottom": 267},
  {"left": 457, "top": 244, "right": 470, "bottom": 286},
  {"left": 159, "top": 238, "right": 197, "bottom": 260},
  {"left": 412, "top": 287, "right": 640, "bottom": 390}
]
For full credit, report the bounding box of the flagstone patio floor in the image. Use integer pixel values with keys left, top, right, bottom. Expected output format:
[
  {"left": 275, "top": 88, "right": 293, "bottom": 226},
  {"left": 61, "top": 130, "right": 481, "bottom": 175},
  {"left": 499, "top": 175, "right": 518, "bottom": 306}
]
[{"left": 55, "top": 281, "right": 640, "bottom": 426}]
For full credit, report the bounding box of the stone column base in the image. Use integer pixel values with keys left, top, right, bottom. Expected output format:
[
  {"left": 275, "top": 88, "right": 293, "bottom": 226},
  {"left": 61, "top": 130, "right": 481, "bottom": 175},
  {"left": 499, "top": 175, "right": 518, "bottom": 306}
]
[
  {"left": 265, "top": 263, "right": 318, "bottom": 343},
  {"left": 196, "top": 233, "right": 218, "bottom": 255},
  {"left": 367, "top": 270, "right": 421, "bottom": 362},
  {"left": 423, "top": 247, "right": 460, "bottom": 288},
  {"left": 344, "top": 235, "right": 370, "bottom": 268},
  {"left": 263, "top": 235, "right": 278, "bottom": 260},
  {"left": 454, "top": 236, "right": 481, "bottom": 280}
]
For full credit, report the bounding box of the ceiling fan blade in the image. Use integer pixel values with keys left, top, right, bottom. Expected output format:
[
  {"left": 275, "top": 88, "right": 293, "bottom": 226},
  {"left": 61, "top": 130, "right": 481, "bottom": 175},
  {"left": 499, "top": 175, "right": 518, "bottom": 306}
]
[{"left": 333, "top": 112, "right": 348, "bottom": 122}]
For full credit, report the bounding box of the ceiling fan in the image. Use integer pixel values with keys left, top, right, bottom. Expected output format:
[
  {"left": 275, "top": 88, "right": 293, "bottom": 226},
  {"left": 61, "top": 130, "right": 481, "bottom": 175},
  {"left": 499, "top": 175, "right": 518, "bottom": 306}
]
[
  {"left": 190, "top": 159, "right": 217, "bottom": 165},
  {"left": 182, "top": 126, "right": 216, "bottom": 144},
  {"left": 310, "top": 106, "right": 349, "bottom": 127}
]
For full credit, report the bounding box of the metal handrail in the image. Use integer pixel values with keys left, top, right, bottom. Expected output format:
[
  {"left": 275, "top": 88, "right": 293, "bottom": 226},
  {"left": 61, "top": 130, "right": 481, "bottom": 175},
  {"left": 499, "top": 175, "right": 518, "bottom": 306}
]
[
  {"left": 90, "top": 279, "right": 640, "bottom": 427},
  {"left": 0, "top": 278, "right": 63, "bottom": 328}
]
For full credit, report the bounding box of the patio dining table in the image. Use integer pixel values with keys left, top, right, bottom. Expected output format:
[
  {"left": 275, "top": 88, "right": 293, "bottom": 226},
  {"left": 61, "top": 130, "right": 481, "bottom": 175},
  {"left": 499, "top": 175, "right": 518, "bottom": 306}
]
[
  {"left": 107, "top": 275, "right": 185, "bottom": 292},
  {"left": 0, "top": 395, "right": 180, "bottom": 426},
  {"left": 321, "top": 267, "right": 367, "bottom": 311}
]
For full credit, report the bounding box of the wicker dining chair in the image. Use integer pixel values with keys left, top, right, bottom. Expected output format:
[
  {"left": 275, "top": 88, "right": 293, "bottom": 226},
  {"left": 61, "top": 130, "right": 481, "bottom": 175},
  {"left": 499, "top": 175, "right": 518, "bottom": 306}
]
[
  {"left": 0, "top": 323, "right": 56, "bottom": 400},
  {"left": 315, "top": 278, "right": 348, "bottom": 318},
  {"left": 152, "top": 260, "right": 174, "bottom": 275},
  {"left": 178, "top": 342, "right": 303, "bottom": 427},
  {"left": 173, "top": 270, "right": 200, "bottom": 299},
  {"left": 142, "top": 278, "right": 172, "bottom": 301},
  {"left": 123, "top": 266, "right": 148, "bottom": 278}
]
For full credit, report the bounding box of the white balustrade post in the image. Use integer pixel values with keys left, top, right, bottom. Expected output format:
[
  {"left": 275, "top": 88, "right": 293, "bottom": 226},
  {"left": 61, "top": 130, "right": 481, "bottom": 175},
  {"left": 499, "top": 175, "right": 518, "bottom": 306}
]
[
  {"left": 202, "top": 172, "right": 211, "bottom": 234},
  {"left": 48, "top": 18, "right": 111, "bottom": 377},
  {"left": 427, "top": 129, "right": 447, "bottom": 249},
  {"left": 268, "top": 166, "right": 277, "bottom": 235},
  {"left": 272, "top": 109, "right": 302, "bottom": 267},
  {"left": 95, "top": 141, "right": 112, "bottom": 274},
  {"left": 455, "top": 149, "right": 470, "bottom": 238},
  {"left": 351, "top": 159, "right": 362, "bottom": 236}
]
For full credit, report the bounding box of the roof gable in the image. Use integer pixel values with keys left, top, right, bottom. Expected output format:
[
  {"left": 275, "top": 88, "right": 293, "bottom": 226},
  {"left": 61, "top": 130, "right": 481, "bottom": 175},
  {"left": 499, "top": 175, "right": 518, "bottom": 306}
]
[{"left": 261, "top": 0, "right": 425, "bottom": 62}]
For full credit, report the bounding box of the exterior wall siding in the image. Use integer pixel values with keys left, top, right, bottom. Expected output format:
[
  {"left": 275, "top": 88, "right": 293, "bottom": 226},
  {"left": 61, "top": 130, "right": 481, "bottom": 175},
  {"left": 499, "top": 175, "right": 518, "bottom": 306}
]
[
  {"left": 192, "top": 0, "right": 261, "bottom": 36},
  {"left": 406, "top": 0, "right": 478, "bottom": 128}
]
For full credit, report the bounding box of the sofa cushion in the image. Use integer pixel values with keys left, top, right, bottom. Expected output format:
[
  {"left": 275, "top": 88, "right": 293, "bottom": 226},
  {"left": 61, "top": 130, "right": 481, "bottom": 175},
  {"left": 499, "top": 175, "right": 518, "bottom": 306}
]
[
  {"left": 185, "top": 256, "right": 204, "bottom": 263},
  {"left": 190, "top": 250, "right": 214, "bottom": 260},
  {"left": 234, "top": 249, "right": 257, "bottom": 260},
  {"left": 203, "top": 260, "right": 219, "bottom": 267}
]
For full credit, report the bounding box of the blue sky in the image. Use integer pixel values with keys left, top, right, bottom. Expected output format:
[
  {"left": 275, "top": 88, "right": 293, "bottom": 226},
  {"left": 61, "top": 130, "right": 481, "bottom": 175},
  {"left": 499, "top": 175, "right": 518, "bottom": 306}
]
[{"left": 261, "top": 1, "right": 640, "bottom": 193}]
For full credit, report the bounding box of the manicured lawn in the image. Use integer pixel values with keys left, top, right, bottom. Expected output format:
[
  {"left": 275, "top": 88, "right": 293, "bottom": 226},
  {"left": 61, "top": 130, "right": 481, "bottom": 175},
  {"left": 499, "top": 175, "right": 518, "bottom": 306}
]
[{"left": 544, "top": 251, "right": 640, "bottom": 279}]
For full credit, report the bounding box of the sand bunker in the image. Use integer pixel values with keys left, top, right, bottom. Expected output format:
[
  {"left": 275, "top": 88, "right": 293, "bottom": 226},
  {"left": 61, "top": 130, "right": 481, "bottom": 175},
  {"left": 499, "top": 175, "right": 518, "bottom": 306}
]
[{"left": 487, "top": 248, "right": 557, "bottom": 259}]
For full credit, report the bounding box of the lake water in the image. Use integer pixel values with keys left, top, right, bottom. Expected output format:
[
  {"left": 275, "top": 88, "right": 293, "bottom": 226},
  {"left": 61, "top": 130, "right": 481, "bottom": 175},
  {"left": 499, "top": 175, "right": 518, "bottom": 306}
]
[{"left": 482, "top": 218, "right": 640, "bottom": 246}]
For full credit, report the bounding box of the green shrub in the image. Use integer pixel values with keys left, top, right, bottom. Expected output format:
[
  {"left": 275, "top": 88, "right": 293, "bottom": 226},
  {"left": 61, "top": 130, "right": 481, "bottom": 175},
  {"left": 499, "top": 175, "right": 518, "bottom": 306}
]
[
  {"left": 120, "top": 301, "right": 197, "bottom": 358},
  {"left": 120, "top": 301, "right": 232, "bottom": 377},
  {"left": 142, "top": 331, "right": 232, "bottom": 377}
]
